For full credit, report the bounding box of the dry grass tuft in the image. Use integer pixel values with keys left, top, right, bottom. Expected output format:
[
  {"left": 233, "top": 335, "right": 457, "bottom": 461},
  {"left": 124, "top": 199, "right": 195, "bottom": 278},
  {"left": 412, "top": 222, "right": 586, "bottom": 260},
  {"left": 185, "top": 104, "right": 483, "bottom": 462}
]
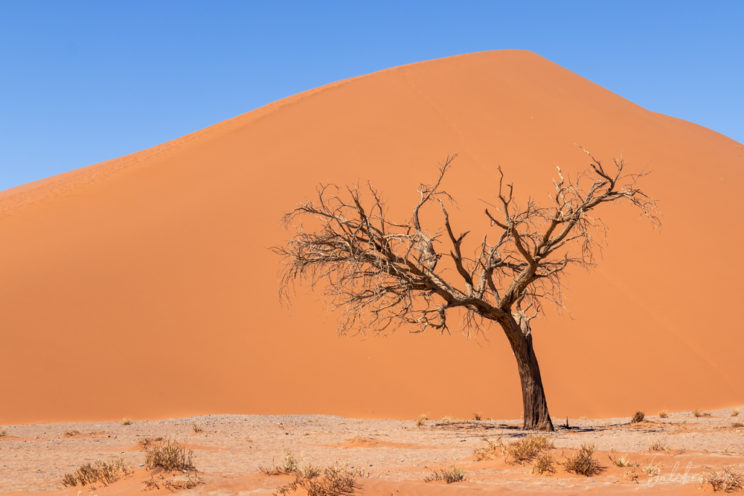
[
  {"left": 440, "top": 416, "right": 452, "bottom": 424},
  {"left": 62, "top": 430, "right": 81, "bottom": 438},
  {"left": 473, "top": 438, "right": 501, "bottom": 461},
  {"left": 261, "top": 451, "right": 299, "bottom": 476},
  {"left": 562, "top": 444, "right": 602, "bottom": 477},
  {"left": 62, "top": 459, "right": 130, "bottom": 487},
  {"left": 532, "top": 453, "right": 555, "bottom": 475},
  {"left": 631, "top": 411, "right": 645, "bottom": 423},
  {"left": 276, "top": 465, "right": 361, "bottom": 496},
  {"left": 732, "top": 409, "right": 740, "bottom": 417},
  {"left": 694, "top": 409, "right": 712, "bottom": 418},
  {"left": 0, "top": 428, "right": 6, "bottom": 438},
  {"left": 502, "top": 435, "right": 554, "bottom": 464},
  {"left": 658, "top": 411, "right": 668, "bottom": 419},
  {"left": 139, "top": 436, "right": 164, "bottom": 450},
  {"left": 144, "top": 439, "right": 195, "bottom": 472},
  {"left": 703, "top": 468, "right": 743, "bottom": 492},
  {"left": 192, "top": 423, "right": 204, "bottom": 433},
  {"left": 731, "top": 422, "right": 744, "bottom": 429},
  {"left": 425, "top": 467, "right": 465, "bottom": 484},
  {"left": 649, "top": 441, "right": 667, "bottom": 452},
  {"left": 473, "top": 412, "right": 483, "bottom": 421},
  {"left": 121, "top": 418, "right": 133, "bottom": 426},
  {"left": 608, "top": 453, "right": 638, "bottom": 468},
  {"left": 416, "top": 414, "right": 427, "bottom": 427}
]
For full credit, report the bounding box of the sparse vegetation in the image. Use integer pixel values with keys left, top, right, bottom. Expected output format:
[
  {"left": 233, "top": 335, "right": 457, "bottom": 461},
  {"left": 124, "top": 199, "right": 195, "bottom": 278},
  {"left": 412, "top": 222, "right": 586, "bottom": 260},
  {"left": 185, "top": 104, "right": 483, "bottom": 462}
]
[
  {"left": 144, "top": 439, "right": 195, "bottom": 472},
  {"left": 0, "top": 429, "right": 6, "bottom": 438},
  {"left": 643, "top": 463, "right": 660, "bottom": 477},
  {"left": 261, "top": 451, "right": 299, "bottom": 475},
  {"left": 631, "top": 411, "right": 645, "bottom": 423},
  {"left": 624, "top": 468, "right": 640, "bottom": 483},
  {"left": 502, "top": 435, "right": 554, "bottom": 464},
  {"left": 121, "top": 418, "right": 133, "bottom": 426},
  {"left": 440, "top": 416, "right": 452, "bottom": 424},
  {"left": 144, "top": 472, "right": 202, "bottom": 491},
  {"left": 608, "top": 453, "right": 638, "bottom": 468},
  {"left": 658, "top": 411, "right": 668, "bottom": 419},
  {"left": 62, "top": 430, "right": 81, "bottom": 437},
  {"left": 694, "top": 409, "right": 712, "bottom": 418},
  {"left": 649, "top": 441, "right": 667, "bottom": 452},
  {"left": 425, "top": 467, "right": 465, "bottom": 484},
  {"left": 473, "top": 412, "right": 483, "bottom": 421},
  {"left": 62, "top": 459, "right": 130, "bottom": 487},
  {"left": 732, "top": 422, "right": 744, "bottom": 429},
  {"left": 562, "top": 444, "right": 602, "bottom": 477},
  {"left": 732, "top": 409, "right": 740, "bottom": 417},
  {"left": 139, "top": 436, "right": 164, "bottom": 450},
  {"left": 276, "top": 465, "right": 361, "bottom": 496},
  {"left": 192, "top": 423, "right": 204, "bottom": 433},
  {"left": 416, "top": 414, "right": 427, "bottom": 427},
  {"left": 532, "top": 453, "right": 555, "bottom": 475},
  {"left": 703, "top": 468, "right": 743, "bottom": 492},
  {"left": 473, "top": 438, "right": 501, "bottom": 461}
]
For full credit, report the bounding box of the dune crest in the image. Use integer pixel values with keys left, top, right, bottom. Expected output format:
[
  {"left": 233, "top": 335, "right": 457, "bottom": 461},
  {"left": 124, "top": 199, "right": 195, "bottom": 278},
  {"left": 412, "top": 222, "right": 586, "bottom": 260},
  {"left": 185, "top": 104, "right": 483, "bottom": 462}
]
[{"left": 1, "top": 50, "right": 743, "bottom": 424}]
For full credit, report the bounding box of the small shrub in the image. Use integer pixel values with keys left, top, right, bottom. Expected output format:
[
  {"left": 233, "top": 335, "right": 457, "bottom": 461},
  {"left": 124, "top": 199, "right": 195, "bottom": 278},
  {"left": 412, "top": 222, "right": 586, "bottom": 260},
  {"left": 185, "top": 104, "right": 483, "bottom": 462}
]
[
  {"left": 473, "top": 412, "right": 483, "bottom": 421},
  {"left": 631, "top": 411, "right": 645, "bottom": 423},
  {"left": 416, "top": 414, "right": 427, "bottom": 427},
  {"left": 649, "top": 441, "right": 667, "bottom": 452},
  {"left": 276, "top": 465, "right": 361, "bottom": 496},
  {"left": 0, "top": 429, "right": 6, "bottom": 438},
  {"left": 703, "top": 468, "right": 743, "bottom": 492},
  {"left": 62, "top": 459, "right": 130, "bottom": 487},
  {"left": 532, "top": 453, "right": 555, "bottom": 475},
  {"left": 562, "top": 444, "right": 602, "bottom": 477},
  {"left": 121, "top": 418, "right": 133, "bottom": 426},
  {"left": 144, "top": 472, "right": 202, "bottom": 490},
  {"left": 261, "top": 451, "right": 299, "bottom": 476},
  {"left": 62, "top": 430, "right": 81, "bottom": 438},
  {"left": 732, "top": 422, "right": 744, "bottom": 428},
  {"left": 658, "top": 411, "right": 668, "bottom": 419},
  {"left": 440, "top": 416, "right": 452, "bottom": 424},
  {"left": 425, "top": 467, "right": 465, "bottom": 483},
  {"left": 145, "top": 439, "right": 195, "bottom": 472},
  {"left": 694, "top": 409, "right": 711, "bottom": 418},
  {"left": 732, "top": 409, "right": 740, "bottom": 417},
  {"left": 502, "top": 435, "right": 554, "bottom": 464},
  {"left": 192, "top": 423, "right": 204, "bottom": 433}
]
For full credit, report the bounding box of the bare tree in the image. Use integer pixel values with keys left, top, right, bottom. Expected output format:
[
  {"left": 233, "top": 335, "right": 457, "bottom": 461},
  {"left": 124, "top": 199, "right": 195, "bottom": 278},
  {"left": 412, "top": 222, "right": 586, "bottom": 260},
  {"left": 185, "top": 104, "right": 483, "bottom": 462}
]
[{"left": 275, "top": 152, "right": 657, "bottom": 431}]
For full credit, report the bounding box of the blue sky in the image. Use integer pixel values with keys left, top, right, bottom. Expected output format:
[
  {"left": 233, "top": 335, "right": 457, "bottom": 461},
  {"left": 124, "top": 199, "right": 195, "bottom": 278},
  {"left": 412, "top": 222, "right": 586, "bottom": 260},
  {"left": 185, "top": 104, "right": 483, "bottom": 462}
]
[{"left": 1, "top": 1, "right": 742, "bottom": 191}]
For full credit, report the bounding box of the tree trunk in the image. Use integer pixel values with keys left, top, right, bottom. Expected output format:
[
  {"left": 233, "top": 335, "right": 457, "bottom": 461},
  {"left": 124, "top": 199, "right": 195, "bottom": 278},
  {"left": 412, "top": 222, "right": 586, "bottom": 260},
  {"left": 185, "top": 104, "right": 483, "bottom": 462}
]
[{"left": 502, "top": 317, "right": 554, "bottom": 431}]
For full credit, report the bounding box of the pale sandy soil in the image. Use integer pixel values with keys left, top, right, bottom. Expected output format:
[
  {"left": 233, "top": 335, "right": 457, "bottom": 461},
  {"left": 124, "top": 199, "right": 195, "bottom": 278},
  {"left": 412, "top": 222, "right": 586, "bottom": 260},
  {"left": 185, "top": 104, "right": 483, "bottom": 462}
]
[{"left": 2, "top": 407, "right": 743, "bottom": 495}]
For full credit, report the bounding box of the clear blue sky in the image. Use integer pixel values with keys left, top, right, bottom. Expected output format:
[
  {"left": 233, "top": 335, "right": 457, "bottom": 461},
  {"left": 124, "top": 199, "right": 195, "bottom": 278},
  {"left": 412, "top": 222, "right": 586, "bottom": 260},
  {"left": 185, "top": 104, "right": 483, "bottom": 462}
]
[{"left": 1, "top": 1, "right": 742, "bottom": 191}]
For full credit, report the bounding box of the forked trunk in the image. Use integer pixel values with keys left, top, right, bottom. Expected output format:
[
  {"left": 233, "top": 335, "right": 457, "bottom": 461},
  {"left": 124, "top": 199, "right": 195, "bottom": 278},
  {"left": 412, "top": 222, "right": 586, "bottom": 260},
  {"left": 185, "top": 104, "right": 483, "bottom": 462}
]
[{"left": 502, "top": 316, "right": 554, "bottom": 431}]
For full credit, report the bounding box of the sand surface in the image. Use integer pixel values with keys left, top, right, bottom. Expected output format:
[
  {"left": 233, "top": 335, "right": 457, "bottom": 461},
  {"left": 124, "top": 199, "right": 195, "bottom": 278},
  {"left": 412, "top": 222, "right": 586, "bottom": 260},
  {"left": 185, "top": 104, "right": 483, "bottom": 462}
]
[
  {"left": 1, "top": 407, "right": 743, "bottom": 495},
  {"left": 1, "top": 50, "right": 743, "bottom": 424}
]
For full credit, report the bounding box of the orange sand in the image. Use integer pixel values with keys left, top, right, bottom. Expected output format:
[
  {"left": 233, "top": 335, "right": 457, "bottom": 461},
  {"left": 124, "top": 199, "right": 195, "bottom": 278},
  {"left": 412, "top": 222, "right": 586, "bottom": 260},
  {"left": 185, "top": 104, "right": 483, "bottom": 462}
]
[{"left": 1, "top": 50, "right": 743, "bottom": 425}]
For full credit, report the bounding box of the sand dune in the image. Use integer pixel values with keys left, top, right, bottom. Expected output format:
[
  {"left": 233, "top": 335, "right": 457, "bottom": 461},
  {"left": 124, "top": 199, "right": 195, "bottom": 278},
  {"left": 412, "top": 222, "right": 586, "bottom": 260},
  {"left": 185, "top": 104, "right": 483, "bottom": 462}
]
[{"left": 1, "top": 50, "right": 742, "bottom": 424}]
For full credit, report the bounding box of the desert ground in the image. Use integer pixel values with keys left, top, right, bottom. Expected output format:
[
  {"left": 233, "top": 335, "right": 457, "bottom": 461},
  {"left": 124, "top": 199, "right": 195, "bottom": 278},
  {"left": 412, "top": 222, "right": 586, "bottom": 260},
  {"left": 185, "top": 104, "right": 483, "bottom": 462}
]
[{"left": 2, "top": 406, "right": 743, "bottom": 495}]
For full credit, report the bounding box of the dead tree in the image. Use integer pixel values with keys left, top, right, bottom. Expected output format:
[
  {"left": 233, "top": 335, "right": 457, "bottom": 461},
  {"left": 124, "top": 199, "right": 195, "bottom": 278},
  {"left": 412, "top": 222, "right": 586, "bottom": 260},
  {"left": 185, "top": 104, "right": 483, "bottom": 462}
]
[{"left": 275, "top": 152, "right": 657, "bottom": 431}]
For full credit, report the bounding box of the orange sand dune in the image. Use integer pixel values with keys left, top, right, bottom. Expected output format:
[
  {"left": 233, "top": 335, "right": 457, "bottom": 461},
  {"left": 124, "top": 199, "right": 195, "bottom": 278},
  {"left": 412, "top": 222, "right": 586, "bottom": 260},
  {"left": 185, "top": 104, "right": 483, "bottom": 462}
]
[{"left": 1, "top": 50, "right": 743, "bottom": 424}]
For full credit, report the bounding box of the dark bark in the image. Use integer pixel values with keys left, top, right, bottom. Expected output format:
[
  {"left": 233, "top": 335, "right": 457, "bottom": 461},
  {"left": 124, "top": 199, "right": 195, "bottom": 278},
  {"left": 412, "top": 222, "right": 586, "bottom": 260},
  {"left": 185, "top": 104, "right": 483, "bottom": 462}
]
[{"left": 501, "top": 316, "right": 554, "bottom": 431}]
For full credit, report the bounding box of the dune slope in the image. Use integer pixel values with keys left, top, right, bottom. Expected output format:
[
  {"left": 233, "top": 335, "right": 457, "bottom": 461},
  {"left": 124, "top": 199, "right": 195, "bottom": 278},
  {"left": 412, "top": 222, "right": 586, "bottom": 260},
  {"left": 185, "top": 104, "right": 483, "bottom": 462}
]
[{"left": 1, "top": 50, "right": 743, "bottom": 424}]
